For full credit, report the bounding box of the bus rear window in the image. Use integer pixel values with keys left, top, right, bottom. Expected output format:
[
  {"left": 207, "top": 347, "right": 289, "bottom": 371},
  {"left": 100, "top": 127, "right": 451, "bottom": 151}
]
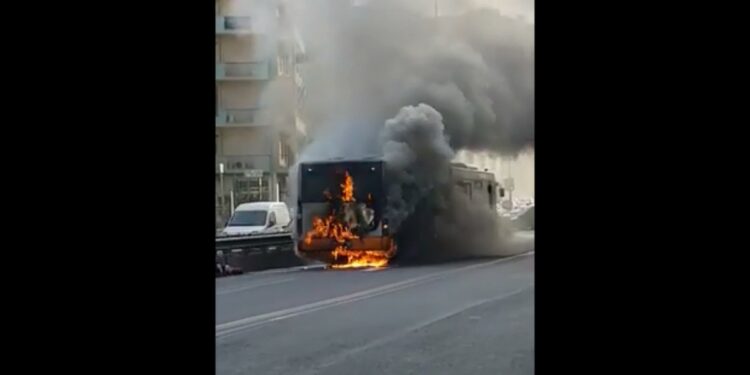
[{"left": 299, "top": 162, "right": 383, "bottom": 203}]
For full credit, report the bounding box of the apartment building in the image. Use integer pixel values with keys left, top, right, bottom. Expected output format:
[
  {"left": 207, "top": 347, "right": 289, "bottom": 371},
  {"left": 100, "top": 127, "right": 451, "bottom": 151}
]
[{"left": 216, "top": 0, "right": 306, "bottom": 225}]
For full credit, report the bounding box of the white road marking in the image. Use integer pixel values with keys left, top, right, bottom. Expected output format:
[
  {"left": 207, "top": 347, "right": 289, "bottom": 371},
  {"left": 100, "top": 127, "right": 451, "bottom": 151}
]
[
  {"left": 362, "top": 267, "right": 388, "bottom": 272},
  {"left": 216, "top": 264, "right": 326, "bottom": 285},
  {"left": 216, "top": 277, "right": 296, "bottom": 296},
  {"left": 216, "top": 252, "right": 532, "bottom": 338}
]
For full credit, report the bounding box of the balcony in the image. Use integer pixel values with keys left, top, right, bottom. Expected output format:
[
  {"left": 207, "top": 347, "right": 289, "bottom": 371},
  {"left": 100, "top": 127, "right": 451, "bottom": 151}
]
[
  {"left": 216, "top": 16, "right": 257, "bottom": 35},
  {"left": 294, "top": 114, "right": 307, "bottom": 136},
  {"left": 216, "top": 108, "right": 269, "bottom": 127},
  {"left": 216, "top": 155, "right": 272, "bottom": 174},
  {"left": 216, "top": 62, "right": 270, "bottom": 81}
]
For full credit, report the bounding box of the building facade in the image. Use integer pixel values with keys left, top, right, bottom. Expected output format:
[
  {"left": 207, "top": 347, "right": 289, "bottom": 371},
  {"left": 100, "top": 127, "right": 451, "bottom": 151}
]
[{"left": 216, "top": 0, "right": 306, "bottom": 226}]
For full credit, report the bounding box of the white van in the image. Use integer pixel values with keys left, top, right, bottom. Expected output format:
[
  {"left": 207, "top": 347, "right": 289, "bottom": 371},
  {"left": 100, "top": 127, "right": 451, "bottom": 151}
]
[{"left": 222, "top": 202, "right": 291, "bottom": 236}]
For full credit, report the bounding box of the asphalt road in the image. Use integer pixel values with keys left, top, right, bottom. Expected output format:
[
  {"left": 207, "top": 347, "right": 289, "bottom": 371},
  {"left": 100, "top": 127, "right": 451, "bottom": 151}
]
[{"left": 216, "top": 243, "right": 534, "bottom": 374}]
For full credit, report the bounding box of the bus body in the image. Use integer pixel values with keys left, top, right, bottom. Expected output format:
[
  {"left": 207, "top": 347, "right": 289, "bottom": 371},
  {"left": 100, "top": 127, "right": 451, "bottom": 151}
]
[{"left": 294, "top": 158, "right": 501, "bottom": 265}]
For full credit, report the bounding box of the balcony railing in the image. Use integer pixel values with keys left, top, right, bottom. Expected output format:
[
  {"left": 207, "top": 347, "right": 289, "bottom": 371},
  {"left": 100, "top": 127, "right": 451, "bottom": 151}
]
[
  {"left": 216, "top": 16, "right": 256, "bottom": 34},
  {"left": 216, "top": 62, "right": 270, "bottom": 80},
  {"left": 216, "top": 108, "right": 269, "bottom": 127},
  {"left": 216, "top": 155, "right": 272, "bottom": 174}
]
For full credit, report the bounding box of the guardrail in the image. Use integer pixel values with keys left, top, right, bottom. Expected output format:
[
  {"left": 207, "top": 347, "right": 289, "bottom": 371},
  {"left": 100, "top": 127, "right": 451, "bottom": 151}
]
[{"left": 215, "top": 231, "right": 304, "bottom": 275}]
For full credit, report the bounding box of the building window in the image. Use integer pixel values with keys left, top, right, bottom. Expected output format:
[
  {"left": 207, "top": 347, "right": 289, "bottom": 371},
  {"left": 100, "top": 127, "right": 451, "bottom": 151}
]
[
  {"left": 277, "top": 55, "right": 288, "bottom": 76},
  {"left": 278, "top": 134, "right": 293, "bottom": 168},
  {"left": 279, "top": 140, "right": 290, "bottom": 167},
  {"left": 488, "top": 184, "right": 495, "bottom": 207},
  {"left": 457, "top": 182, "right": 472, "bottom": 200},
  {"left": 235, "top": 177, "right": 269, "bottom": 203},
  {"left": 276, "top": 41, "right": 293, "bottom": 76}
]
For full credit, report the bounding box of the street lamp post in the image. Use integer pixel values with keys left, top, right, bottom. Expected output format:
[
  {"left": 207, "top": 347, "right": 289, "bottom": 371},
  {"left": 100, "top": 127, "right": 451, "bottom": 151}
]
[
  {"left": 219, "top": 162, "right": 225, "bottom": 219},
  {"left": 230, "top": 189, "right": 235, "bottom": 215}
]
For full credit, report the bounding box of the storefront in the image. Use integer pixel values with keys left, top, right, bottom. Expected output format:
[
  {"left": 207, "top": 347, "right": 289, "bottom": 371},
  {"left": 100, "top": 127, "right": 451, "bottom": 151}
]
[{"left": 233, "top": 175, "right": 271, "bottom": 204}]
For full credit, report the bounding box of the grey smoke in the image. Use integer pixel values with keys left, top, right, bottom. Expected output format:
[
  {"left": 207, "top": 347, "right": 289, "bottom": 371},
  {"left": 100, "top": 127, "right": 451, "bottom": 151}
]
[
  {"left": 381, "top": 104, "right": 454, "bottom": 230},
  {"left": 284, "top": 0, "right": 533, "bottom": 259},
  {"left": 380, "top": 104, "right": 519, "bottom": 260},
  {"left": 290, "top": 0, "right": 534, "bottom": 158}
]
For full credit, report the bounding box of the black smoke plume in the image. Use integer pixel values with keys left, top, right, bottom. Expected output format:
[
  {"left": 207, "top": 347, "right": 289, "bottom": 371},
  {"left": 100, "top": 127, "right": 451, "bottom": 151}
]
[
  {"left": 381, "top": 104, "right": 454, "bottom": 230},
  {"left": 285, "top": 0, "right": 534, "bottom": 259},
  {"left": 380, "top": 104, "right": 518, "bottom": 261},
  {"left": 291, "top": 0, "right": 534, "bottom": 157}
]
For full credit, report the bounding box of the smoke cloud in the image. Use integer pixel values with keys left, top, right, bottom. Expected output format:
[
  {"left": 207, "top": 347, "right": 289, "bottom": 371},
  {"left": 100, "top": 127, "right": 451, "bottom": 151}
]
[
  {"left": 282, "top": 0, "right": 534, "bottom": 260},
  {"left": 380, "top": 104, "right": 521, "bottom": 261},
  {"left": 381, "top": 104, "right": 454, "bottom": 230},
  {"left": 291, "top": 0, "right": 534, "bottom": 158}
]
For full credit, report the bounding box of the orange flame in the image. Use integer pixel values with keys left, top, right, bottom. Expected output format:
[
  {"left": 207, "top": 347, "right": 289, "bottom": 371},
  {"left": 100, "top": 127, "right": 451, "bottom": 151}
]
[
  {"left": 341, "top": 171, "right": 355, "bottom": 203},
  {"left": 303, "top": 170, "right": 390, "bottom": 269},
  {"left": 330, "top": 248, "right": 389, "bottom": 269}
]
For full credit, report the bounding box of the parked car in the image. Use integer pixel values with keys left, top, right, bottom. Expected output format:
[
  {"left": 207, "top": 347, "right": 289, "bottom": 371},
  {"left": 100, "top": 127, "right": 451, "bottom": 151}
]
[{"left": 221, "top": 201, "right": 292, "bottom": 236}]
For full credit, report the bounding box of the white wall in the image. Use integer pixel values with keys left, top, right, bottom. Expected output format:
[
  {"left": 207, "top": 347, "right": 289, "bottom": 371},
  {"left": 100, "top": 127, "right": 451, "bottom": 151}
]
[
  {"left": 220, "top": 127, "right": 271, "bottom": 155},
  {"left": 219, "top": 81, "right": 265, "bottom": 108},
  {"left": 220, "top": 36, "right": 272, "bottom": 62}
]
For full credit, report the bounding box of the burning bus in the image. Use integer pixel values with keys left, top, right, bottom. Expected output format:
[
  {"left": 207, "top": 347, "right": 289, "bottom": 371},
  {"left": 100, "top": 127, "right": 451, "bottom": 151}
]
[{"left": 293, "top": 158, "right": 503, "bottom": 268}]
